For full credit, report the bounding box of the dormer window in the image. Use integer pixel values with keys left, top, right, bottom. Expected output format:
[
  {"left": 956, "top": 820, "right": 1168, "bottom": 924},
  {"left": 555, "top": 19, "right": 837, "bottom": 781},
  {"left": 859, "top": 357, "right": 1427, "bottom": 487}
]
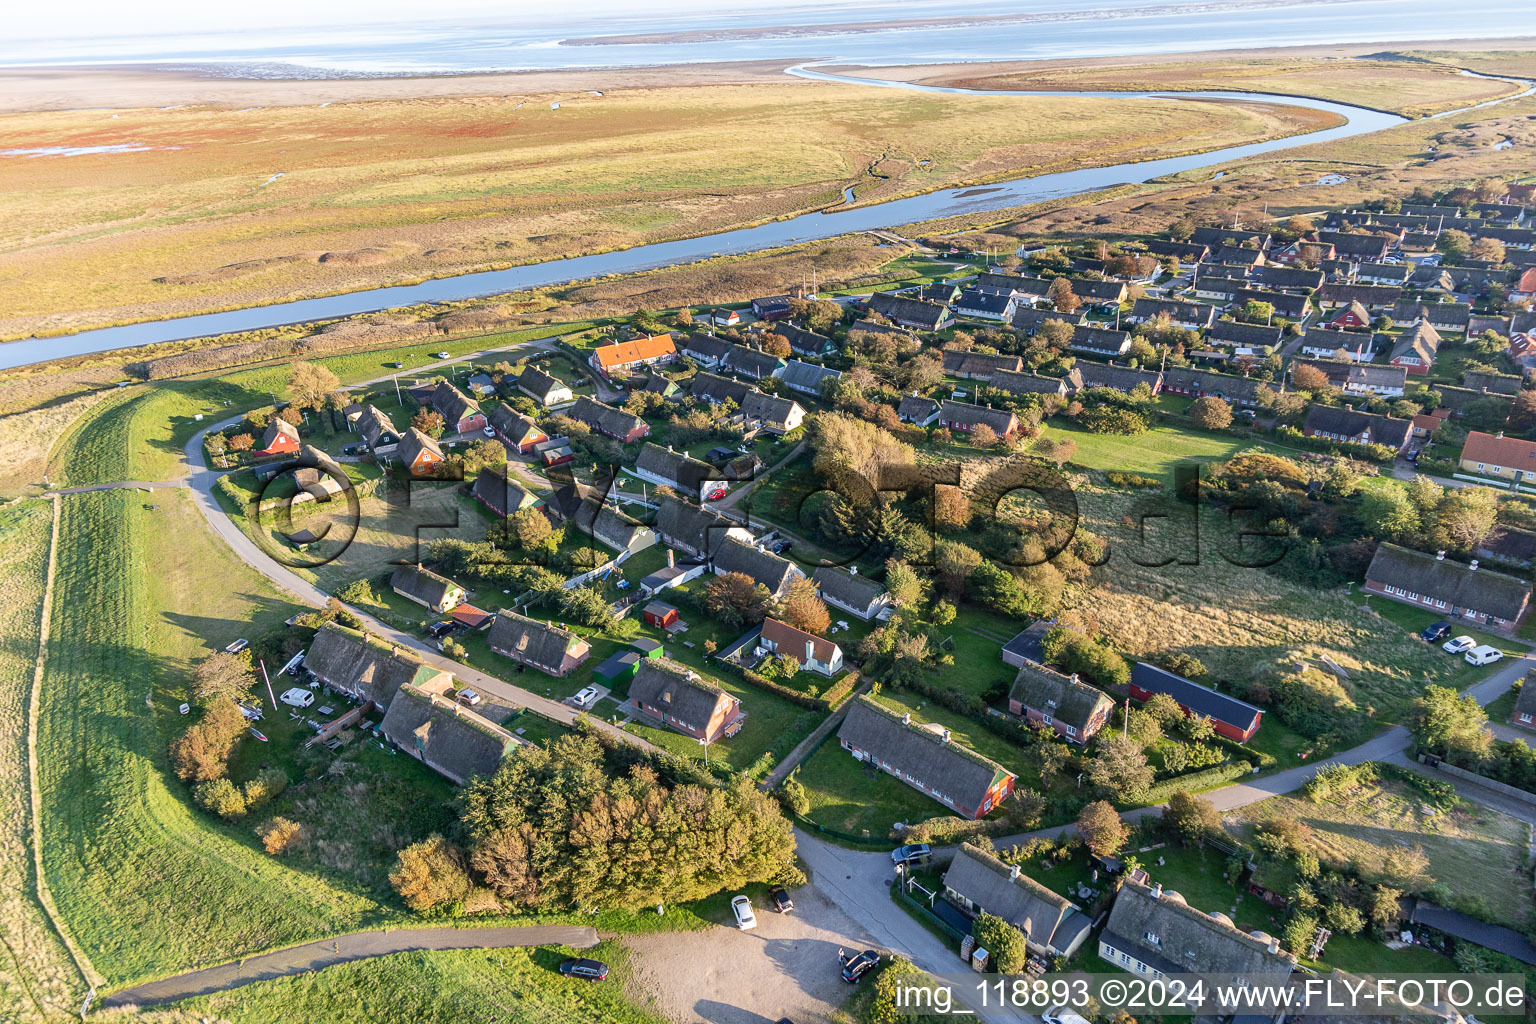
[{"left": 1144, "top": 932, "right": 1160, "bottom": 947}]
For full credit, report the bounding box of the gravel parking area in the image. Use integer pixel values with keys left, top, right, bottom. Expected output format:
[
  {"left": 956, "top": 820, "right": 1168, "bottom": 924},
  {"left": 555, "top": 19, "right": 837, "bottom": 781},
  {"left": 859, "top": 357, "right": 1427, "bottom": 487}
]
[{"left": 622, "top": 884, "right": 878, "bottom": 1024}]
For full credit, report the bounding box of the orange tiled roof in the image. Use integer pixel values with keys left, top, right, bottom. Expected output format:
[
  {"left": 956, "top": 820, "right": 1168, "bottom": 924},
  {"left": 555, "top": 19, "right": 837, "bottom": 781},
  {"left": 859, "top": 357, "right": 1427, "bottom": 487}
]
[
  {"left": 593, "top": 334, "right": 676, "bottom": 370},
  {"left": 1460, "top": 430, "right": 1536, "bottom": 469}
]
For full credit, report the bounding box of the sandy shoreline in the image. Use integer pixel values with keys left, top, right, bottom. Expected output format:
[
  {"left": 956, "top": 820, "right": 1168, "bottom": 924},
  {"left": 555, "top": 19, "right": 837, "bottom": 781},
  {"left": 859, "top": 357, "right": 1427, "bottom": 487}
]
[{"left": 1, "top": 37, "right": 1533, "bottom": 112}]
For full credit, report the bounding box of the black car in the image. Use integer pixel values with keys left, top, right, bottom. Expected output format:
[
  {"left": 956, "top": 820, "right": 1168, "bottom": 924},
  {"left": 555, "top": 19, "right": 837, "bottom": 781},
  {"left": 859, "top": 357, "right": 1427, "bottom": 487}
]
[
  {"left": 1420, "top": 621, "right": 1453, "bottom": 642},
  {"left": 771, "top": 885, "right": 794, "bottom": 913},
  {"left": 840, "top": 949, "right": 880, "bottom": 984},
  {"left": 559, "top": 958, "right": 609, "bottom": 981},
  {"left": 427, "top": 621, "right": 455, "bottom": 639}
]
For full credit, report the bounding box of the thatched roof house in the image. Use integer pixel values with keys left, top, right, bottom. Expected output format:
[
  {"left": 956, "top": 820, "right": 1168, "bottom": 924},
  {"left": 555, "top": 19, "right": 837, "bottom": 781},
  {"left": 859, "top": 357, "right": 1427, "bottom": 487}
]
[
  {"left": 381, "top": 683, "right": 519, "bottom": 784},
  {"left": 304, "top": 623, "right": 451, "bottom": 708}
]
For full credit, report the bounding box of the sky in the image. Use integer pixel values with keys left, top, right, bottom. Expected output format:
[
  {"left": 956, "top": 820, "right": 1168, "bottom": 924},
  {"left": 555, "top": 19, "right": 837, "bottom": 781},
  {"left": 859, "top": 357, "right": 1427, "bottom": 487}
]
[{"left": 11, "top": 0, "right": 865, "bottom": 42}]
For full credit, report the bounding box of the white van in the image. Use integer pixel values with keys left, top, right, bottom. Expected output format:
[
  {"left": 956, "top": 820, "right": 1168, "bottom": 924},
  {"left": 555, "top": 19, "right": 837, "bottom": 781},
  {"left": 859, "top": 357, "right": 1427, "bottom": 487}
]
[
  {"left": 1465, "top": 645, "right": 1504, "bottom": 666},
  {"left": 1044, "top": 1009, "right": 1094, "bottom": 1024}
]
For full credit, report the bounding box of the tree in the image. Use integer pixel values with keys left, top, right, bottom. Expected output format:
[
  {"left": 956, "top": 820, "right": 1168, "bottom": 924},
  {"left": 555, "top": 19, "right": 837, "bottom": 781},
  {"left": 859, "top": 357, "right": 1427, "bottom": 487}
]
[
  {"left": 1189, "top": 396, "right": 1233, "bottom": 431},
  {"left": 1470, "top": 238, "right": 1506, "bottom": 264},
  {"left": 193, "top": 778, "right": 248, "bottom": 820},
  {"left": 1087, "top": 735, "right": 1153, "bottom": 801},
  {"left": 762, "top": 333, "right": 793, "bottom": 358},
  {"left": 705, "top": 572, "right": 773, "bottom": 629},
  {"left": 883, "top": 559, "right": 927, "bottom": 607},
  {"left": 1038, "top": 435, "right": 1075, "bottom": 468},
  {"left": 192, "top": 651, "right": 254, "bottom": 706},
  {"left": 969, "top": 423, "right": 999, "bottom": 448},
  {"left": 1437, "top": 229, "right": 1472, "bottom": 262},
  {"left": 1291, "top": 364, "right": 1331, "bottom": 392},
  {"left": 776, "top": 577, "right": 831, "bottom": 634},
  {"left": 288, "top": 362, "right": 341, "bottom": 410},
  {"left": 1163, "top": 791, "right": 1222, "bottom": 844},
  {"left": 169, "top": 699, "right": 248, "bottom": 782},
  {"left": 1281, "top": 913, "right": 1318, "bottom": 956},
  {"left": 934, "top": 540, "right": 983, "bottom": 596},
  {"left": 391, "top": 835, "right": 474, "bottom": 911},
  {"left": 1047, "top": 278, "right": 1081, "bottom": 313},
  {"left": 509, "top": 506, "right": 554, "bottom": 549},
  {"left": 869, "top": 957, "right": 927, "bottom": 1024},
  {"left": 412, "top": 408, "right": 446, "bottom": 438},
  {"left": 1408, "top": 685, "right": 1490, "bottom": 760},
  {"left": 1512, "top": 390, "right": 1536, "bottom": 433},
  {"left": 1038, "top": 742, "right": 1070, "bottom": 784},
  {"left": 1143, "top": 692, "right": 1185, "bottom": 729},
  {"left": 931, "top": 485, "right": 973, "bottom": 532},
  {"left": 1430, "top": 486, "right": 1499, "bottom": 553},
  {"left": 1367, "top": 885, "right": 1404, "bottom": 935},
  {"left": 256, "top": 816, "right": 305, "bottom": 855},
  {"left": 1076, "top": 800, "right": 1130, "bottom": 857},
  {"left": 1358, "top": 485, "right": 1421, "bottom": 543},
  {"left": 227, "top": 433, "right": 254, "bottom": 452},
  {"left": 973, "top": 912, "right": 1030, "bottom": 973},
  {"left": 1003, "top": 787, "right": 1047, "bottom": 829}
]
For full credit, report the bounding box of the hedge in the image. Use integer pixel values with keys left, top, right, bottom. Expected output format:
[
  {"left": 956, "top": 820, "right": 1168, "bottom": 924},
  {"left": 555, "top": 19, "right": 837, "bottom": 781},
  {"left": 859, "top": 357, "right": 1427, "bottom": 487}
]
[
  {"left": 1208, "top": 732, "right": 1276, "bottom": 769},
  {"left": 1273, "top": 425, "right": 1397, "bottom": 464},
  {"left": 1138, "top": 760, "right": 1254, "bottom": 806},
  {"left": 735, "top": 665, "right": 860, "bottom": 713}
]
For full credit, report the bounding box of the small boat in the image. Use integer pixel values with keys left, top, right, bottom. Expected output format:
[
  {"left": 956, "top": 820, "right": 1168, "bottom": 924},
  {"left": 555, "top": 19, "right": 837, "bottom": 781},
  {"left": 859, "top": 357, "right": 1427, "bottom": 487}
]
[{"left": 248, "top": 728, "right": 269, "bottom": 742}]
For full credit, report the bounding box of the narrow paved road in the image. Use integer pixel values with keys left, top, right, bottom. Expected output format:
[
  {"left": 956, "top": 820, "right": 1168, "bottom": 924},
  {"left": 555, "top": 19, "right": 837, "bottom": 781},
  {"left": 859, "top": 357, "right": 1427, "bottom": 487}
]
[
  {"left": 180, "top": 416, "right": 657, "bottom": 752},
  {"left": 102, "top": 925, "right": 598, "bottom": 1008},
  {"left": 44, "top": 479, "right": 187, "bottom": 496}
]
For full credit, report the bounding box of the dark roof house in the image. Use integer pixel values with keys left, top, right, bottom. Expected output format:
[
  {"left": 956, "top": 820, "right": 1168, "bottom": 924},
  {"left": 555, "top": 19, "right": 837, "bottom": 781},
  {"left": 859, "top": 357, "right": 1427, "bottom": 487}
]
[
  {"left": 943, "top": 844, "right": 1092, "bottom": 957},
  {"left": 381, "top": 684, "right": 518, "bottom": 784}
]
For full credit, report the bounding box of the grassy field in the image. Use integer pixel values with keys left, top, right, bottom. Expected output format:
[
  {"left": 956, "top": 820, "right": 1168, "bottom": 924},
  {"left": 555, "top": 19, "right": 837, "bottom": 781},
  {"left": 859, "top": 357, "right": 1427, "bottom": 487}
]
[
  {"left": 1028, "top": 420, "right": 1291, "bottom": 481},
  {"left": 1226, "top": 777, "right": 1534, "bottom": 929},
  {"left": 169, "top": 941, "right": 666, "bottom": 1024},
  {"left": 0, "top": 499, "right": 87, "bottom": 1023},
  {"left": 0, "top": 82, "right": 1328, "bottom": 337},
  {"left": 34, "top": 488, "right": 390, "bottom": 986},
  {"left": 1071, "top": 482, "right": 1490, "bottom": 730}
]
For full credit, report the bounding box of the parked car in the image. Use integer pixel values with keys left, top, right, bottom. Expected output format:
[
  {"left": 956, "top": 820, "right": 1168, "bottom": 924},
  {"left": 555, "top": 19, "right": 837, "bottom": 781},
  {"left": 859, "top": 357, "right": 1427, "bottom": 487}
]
[
  {"left": 1420, "top": 621, "right": 1453, "bottom": 642},
  {"left": 571, "top": 685, "right": 601, "bottom": 709},
  {"left": 456, "top": 688, "right": 483, "bottom": 706},
  {"left": 1442, "top": 635, "right": 1477, "bottom": 654},
  {"left": 1466, "top": 645, "right": 1504, "bottom": 666},
  {"left": 280, "top": 687, "right": 315, "bottom": 708},
  {"left": 427, "top": 621, "right": 455, "bottom": 639},
  {"left": 435, "top": 351, "right": 450, "bottom": 359},
  {"left": 731, "top": 894, "right": 757, "bottom": 930},
  {"left": 840, "top": 949, "right": 880, "bottom": 984},
  {"left": 890, "top": 843, "right": 930, "bottom": 865},
  {"left": 558, "top": 958, "right": 609, "bottom": 981},
  {"left": 1044, "top": 1009, "right": 1094, "bottom": 1024},
  {"left": 770, "top": 886, "right": 794, "bottom": 913}
]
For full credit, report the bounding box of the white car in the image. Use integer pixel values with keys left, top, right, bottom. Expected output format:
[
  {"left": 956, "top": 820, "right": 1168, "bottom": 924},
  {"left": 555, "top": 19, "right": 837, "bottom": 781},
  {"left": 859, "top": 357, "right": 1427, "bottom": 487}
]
[
  {"left": 571, "top": 685, "right": 601, "bottom": 709},
  {"left": 482, "top": 426, "right": 496, "bottom": 438},
  {"left": 1466, "top": 645, "right": 1504, "bottom": 666},
  {"left": 456, "top": 688, "right": 482, "bottom": 706},
  {"left": 1044, "top": 1010, "right": 1094, "bottom": 1024},
  {"left": 435, "top": 351, "right": 450, "bottom": 359},
  {"left": 280, "top": 687, "right": 315, "bottom": 708},
  {"left": 731, "top": 895, "right": 757, "bottom": 930},
  {"left": 1442, "top": 635, "right": 1477, "bottom": 654}
]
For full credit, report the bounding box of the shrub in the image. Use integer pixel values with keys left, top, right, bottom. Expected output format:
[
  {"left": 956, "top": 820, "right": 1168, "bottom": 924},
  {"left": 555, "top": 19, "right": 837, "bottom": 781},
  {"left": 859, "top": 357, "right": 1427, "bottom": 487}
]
[
  {"left": 193, "top": 778, "right": 248, "bottom": 820},
  {"left": 973, "top": 912, "right": 1029, "bottom": 973},
  {"left": 242, "top": 767, "right": 289, "bottom": 812},
  {"left": 777, "top": 777, "right": 810, "bottom": 816},
  {"left": 1106, "top": 471, "right": 1161, "bottom": 489},
  {"left": 337, "top": 578, "right": 374, "bottom": 604},
  {"left": 256, "top": 817, "right": 305, "bottom": 855},
  {"left": 169, "top": 699, "right": 248, "bottom": 782},
  {"left": 390, "top": 835, "right": 473, "bottom": 912}
]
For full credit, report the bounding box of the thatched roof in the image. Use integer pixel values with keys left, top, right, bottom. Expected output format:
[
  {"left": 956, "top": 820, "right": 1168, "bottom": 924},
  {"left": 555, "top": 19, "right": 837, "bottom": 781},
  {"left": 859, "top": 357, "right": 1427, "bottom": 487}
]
[
  {"left": 943, "top": 844, "right": 1090, "bottom": 955},
  {"left": 938, "top": 400, "right": 1017, "bottom": 434},
  {"left": 690, "top": 372, "right": 752, "bottom": 406},
  {"left": 713, "top": 538, "right": 802, "bottom": 595},
  {"left": 779, "top": 359, "right": 842, "bottom": 394},
  {"left": 635, "top": 443, "right": 715, "bottom": 493},
  {"left": 381, "top": 683, "right": 517, "bottom": 784},
  {"left": 487, "top": 611, "right": 586, "bottom": 667},
  {"left": 942, "top": 350, "right": 1023, "bottom": 379},
  {"left": 1104, "top": 879, "right": 1294, "bottom": 976},
  {"left": 1365, "top": 543, "right": 1531, "bottom": 622},
  {"left": 721, "top": 344, "right": 784, "bottom": 380},
  {"left": 628, "top": 658, "right": 735, "bottom": 730},
  {"left": 812, "top": 566, "right": 887, "bottom": 613},
  {"left": 390, "top": 564, "right": 462, "bottom": 608},
  {"left": 655, "top": 496, "right": 751, "bottom": 558},
  {"left": 431, "top": 381, "right": 481, "bottom": 427},
  {"left": 739, "top": 391, "right": 803, "bottom": 430},
  {"left": 1075, "top": 363, "right": 1161, "bottom": 394},
  {"left": 304, "top": 622, "right": 449, "bottom": 707},
  {"left": 1008, "top": 664, "right": 1113, "bottom": 732},
  {"left": 396, "top": 427, "right": 443, "bottom": 467},
  {"left": 358, "top": 405, "right": 399, "bottom": 449},
  {"left": 868, "top": 292, "right": 951, "bottom": 329},
  {"left": 682, "top": 332, "right": 733, "bottom": 363},
  {"left": 1206, "top": 320, "right": 1283, "bottom": 348},
  {"left": 472, "top": 466, "right": 536, "bottom": 518},
  {"left": 568, "top": 396, "right": 644, "bottom": 439},
  {"left": 836, "top": 697, "right": 1014, "bottom": 813}
]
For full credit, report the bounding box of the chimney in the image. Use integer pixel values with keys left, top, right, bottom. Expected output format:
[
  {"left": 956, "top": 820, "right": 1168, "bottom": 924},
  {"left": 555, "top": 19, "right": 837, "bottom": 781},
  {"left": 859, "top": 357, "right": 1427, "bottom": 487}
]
[
  {"left": 849, "top": 565, "right": 859, "bottom": 576},
  {"left": 1436, "top": 550, "right": 1447, "bottom": 561},
  {"left": 1497, "top": 431, "right": 1504, "bottom": 439},
  {"left": 666, "top": 548, "right": 675, "bottom": 568},
  {"left": 1070, "top": 673, "right": 1080, "bottom": 684},
  {"left": 806, "top": 640, "right": 815, "bottom": 664},
  {"left": 1470, "top": 560, "right": 1480, "bottom": 571},
  {"left": 941, "top": 729, "right": 951, "bottom": 744},
  {"left": 1010, "top": 864, "right": 1021, "bottom": 881},
  {"left": 1267, "top": 938, "right": 1280, "bottom": 955},
  {"left": 902, "top": 713, "right": 912, "bottom": 726},
  {"left": 1152, "top": 882, "right": 1163, "bottom": 899}
]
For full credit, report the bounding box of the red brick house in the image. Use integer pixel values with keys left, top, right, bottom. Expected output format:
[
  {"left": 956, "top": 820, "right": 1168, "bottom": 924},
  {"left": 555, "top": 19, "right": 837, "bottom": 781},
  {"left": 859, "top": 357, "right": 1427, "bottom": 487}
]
[
  {"left": 257, "top": 417, "right": 301, "bottom": 456},
  {"left": 1008, "top": 663, "right": 1114, "bottom": 745},
  {"left": 1327, "top": 300, "right": 1372, "bottom": 330},
  {"left": 1363, "top": 543, "right": 1531, "bottom": 632},
  {"left": 396, "top": 428, "right": 445, "bottom": 476},
  {"left": 487, "top": 611, "right": 591, "bottom": 677},
  {"left": 628, "top": 658, "right": 743, "bottom": 743}
]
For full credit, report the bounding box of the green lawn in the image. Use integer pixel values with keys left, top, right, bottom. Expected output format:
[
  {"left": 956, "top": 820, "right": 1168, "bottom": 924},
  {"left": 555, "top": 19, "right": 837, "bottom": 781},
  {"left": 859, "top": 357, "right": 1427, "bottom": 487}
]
[
  {"left": 1316, "top": 932, "right": 1454, "bottom": 975},
  {"left": 170, "top": 941, "right": 666, "bottom": 1024},
  {"left": 796, "top": 736, "right": 956, "bottom": 840},
  {"left": 1028, "top": 420, "right": 1290, "bottom": 481}
]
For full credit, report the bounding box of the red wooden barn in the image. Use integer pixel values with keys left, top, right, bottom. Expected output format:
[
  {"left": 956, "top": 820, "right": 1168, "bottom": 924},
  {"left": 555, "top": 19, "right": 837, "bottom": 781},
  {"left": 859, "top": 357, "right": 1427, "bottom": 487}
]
[
  {"left": 1128, "top": 662, "right": 1262, "bottom": 743},
  {"left": 643, "top": 601, "right": 679, "bottom": 629}
]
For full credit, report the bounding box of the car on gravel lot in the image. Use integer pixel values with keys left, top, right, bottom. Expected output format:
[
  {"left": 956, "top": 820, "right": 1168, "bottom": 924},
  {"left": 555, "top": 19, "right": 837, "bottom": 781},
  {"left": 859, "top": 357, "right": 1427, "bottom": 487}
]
[
  {"left": 1420, "top": 621, "right": 1452, "bottom": 642},
  {"left": 840, "top": 949, "right": 880, "bottom": 984},
  {"left": 1443, "top": 635, "right": 1477, "bottom": 654},
  {"left": 731, "top": 894, "right": 757, "bottom": 930},
  {"left": 571, "top": 685, "right": 601, "bottom": 709},
  {"left": 1466, "top": 645, "right": 1504, "bottom": 666},
  {"left": 770, "top": 886, "right": 793, "bottom": 913},
  {"left": 280, "top": 687, "right": 315, "bottom": 708},
  {"left": 558, "top": 958, "right": 608, "bottom": 981},
  {"left": 890, "top": 843, "right": 930, "bottom": 865}
]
